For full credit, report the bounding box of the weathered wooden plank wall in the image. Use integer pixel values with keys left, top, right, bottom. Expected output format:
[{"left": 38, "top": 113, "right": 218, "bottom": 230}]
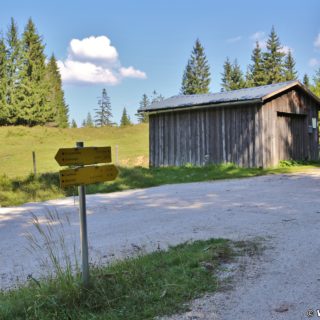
[
  {"left": 262, "top": 88, "right": 319, "bottom": 166},
  {"left": 149, "top": 103, "right": 264, "bottom": 167}
]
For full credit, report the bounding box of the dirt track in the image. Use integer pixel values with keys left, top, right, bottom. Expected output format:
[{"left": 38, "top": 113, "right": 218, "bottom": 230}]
[{"left": 1, "top": 170, "right": 320, "bottom": 319}]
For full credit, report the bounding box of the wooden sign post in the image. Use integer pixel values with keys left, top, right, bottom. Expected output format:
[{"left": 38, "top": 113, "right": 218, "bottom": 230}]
[
  {"left": 55, "top": 142, "right": 118, "bottom": 286},
  {"left": 76, "top": 142, "right": 89, "bottom": 286}
]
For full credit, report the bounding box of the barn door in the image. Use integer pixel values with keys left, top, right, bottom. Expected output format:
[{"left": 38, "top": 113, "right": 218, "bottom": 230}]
[{"left": 277, "top": 112, "right": 307, "bottom": 161}]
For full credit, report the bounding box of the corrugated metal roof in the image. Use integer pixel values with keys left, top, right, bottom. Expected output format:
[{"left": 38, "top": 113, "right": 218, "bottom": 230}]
[{"left": 139, "top": 80, "right": 300, "bottom": 112}]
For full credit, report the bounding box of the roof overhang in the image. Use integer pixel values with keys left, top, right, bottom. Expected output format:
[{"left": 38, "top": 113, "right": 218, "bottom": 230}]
[
  {"left": 261, "top": 80, "right": 320, "bottom": 105},
  {"left": 139, "top": 81, "right": 320, "bottom": 114},
  {"left": 144, "top": 98, "right": 262, "bottom": 115}
]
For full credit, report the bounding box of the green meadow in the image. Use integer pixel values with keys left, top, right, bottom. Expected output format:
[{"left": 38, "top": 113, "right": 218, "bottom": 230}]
[{"left": 0, "top": 124, "right": 149, "bottom": 178}]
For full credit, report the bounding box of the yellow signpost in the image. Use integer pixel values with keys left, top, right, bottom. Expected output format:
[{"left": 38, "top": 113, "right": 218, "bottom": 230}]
[
  {"left": 59, "top": 164, "right": 118, "bottom": 188},
  {"left": 55, "top": 142, "right": 118, "bottom": 287},
  {"left": 55, "top": 146, "right": 111, "bottom": 166}
]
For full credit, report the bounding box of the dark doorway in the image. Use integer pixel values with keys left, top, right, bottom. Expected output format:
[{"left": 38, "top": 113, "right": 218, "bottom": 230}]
[{"left": 277, "top": 112, "right": 307, "bottom": 161}]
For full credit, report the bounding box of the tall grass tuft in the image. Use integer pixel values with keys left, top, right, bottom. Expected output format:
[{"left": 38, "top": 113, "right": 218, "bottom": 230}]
[{"left": 25, "top": 210, "right": 80, "bottom": 285}]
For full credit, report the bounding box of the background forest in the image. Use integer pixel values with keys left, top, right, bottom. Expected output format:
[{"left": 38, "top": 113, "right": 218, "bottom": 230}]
[{"left": 0, "top": 18, "right": 68, "bottom": 127}]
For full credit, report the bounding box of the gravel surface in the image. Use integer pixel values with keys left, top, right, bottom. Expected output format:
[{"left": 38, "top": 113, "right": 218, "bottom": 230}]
[{"left": 1, "top": 170, "right": 320, "bottom": 319}]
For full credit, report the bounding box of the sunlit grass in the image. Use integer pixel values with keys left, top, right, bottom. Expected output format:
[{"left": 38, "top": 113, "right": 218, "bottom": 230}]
[{"left": 0, "top": 124, "right": 149, "bottom": 178}]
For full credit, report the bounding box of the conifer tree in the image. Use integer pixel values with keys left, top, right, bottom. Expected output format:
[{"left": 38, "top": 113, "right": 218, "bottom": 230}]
[
  {"left": 181, "top": 39, "right": 211, "bottom": 94},
  {"left": 283, "top": 50, "right": 297, "bottom": 81},
  {"left": 263, "top": 26, "right": 285, "bottom": 84},
  {"left": 245, "top": 67, "right": 253, "bottom": 88},
  {"left": 120, "top": 107, "right": 132, "bottom": 126},
  {"left": 248, "top": 41, "right": 266, "bottom": 87},
  {"left": 45, "top": 54, "right": 69, "bottom": 127},
  {"left": 6, "top": 18, "right": 21, "bottom": 124},
  {"left": 136, "top": 93, "right": 150, "bottom": 123},
  {"left": 94, "top": 88, "right": 113, "bottom": 126},
  {"left": 310, "top": 68, "right": 320, "bottom": 97},
  {"left": 0, "top": 36, "right": 8, "bottom": 125},
  {"left": 303, "top": 74, "right": 310, "bottom": 88},
  {"left": 230, "top": 59, "right": 245, "bottom": 90},
  {"left": 85, "top": 112, "right": 94, "bottom": 127},
  {"left": 221, "top": 57, "right": 232, "bottom": 91},
  {"left": 17, "top": 18, "right": 47, "bottom": 125},
  {"left": 150, "top": 90, "right": 164, "bottom": 103},
  {"left": 221, "top": 58, "right": 245, "bottom": 91},
  {"left": 0, "top": 19, "right": 70, "bottom": 127},
  {"left": 71, "top": 119, "right": 77, "bottom": 128}
]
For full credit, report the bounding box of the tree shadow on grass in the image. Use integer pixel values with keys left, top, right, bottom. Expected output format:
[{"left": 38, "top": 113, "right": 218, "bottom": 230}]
[{"left": 1, "top": 162, "right": 319, "bottom": 206}]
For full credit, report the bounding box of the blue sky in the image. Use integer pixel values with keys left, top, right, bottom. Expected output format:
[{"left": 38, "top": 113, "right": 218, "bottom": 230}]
[{"left": 0, "top": 0, "right": 319, "bottom": 125}]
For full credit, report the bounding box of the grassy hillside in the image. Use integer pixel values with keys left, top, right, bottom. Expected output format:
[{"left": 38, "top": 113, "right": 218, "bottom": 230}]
[{"left": 0, "top": 124, "right": 149, "bottom": 178}]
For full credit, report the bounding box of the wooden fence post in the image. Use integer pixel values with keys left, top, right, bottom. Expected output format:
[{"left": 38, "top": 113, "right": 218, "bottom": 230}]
[{"left": 32, "top": 151, "right": 37, "bottom": 176}]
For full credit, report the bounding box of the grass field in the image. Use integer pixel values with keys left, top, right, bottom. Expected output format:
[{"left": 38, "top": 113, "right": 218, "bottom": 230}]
[{"left": 0, "top": 124, "right": 149, "bottom": 178}]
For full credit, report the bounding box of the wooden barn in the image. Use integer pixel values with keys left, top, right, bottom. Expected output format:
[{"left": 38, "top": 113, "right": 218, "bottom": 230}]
[{"left": 139, "top": 81, "right": 320, "bottom": 168}]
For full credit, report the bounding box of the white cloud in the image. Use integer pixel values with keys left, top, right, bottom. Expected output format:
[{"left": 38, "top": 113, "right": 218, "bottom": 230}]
[
  {"left": 280, "top": 45, "right": 293, "bottom": 54},
  {"left": 69, "top": 36, "right": 118, "bottom": 63},
  {"left": 250, "top": 31, "right": 267, "bottom": 49},
  {"left": 119, "top": 66, "right": 146, "bottom": 79},
  {"left": 58, "top": 35, "right": 147, "bottom": 85},
  {"left": 250, "top": 31, "right": 265, "bottom": 41},
  {"left": 57, "top": 59, "right": 119, "bottom": 85},
  {"left": 257, "top": 40, "right": 267, "bottom": 50},
  {"left": 309, "top": 58, "right": 320, "bottom": 67},
  {"left": 226, "top": 36, "right": 242, "bottom": 43},
  {"left": 314, "top": 33, "right": 320, "bottom": 49}
]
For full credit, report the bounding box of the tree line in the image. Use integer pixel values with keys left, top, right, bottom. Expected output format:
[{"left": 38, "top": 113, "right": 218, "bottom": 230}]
[
  {"left": 73, "top": 88, "right": 164, "bottom": 127},
  {"left": 180, "top": 26, "right": 320, "bottom": 96},
  {"left": 0, "top": 18, "right": 68, "bottom": 127}
]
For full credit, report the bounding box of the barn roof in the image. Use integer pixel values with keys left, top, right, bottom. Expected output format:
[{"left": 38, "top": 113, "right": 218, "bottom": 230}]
[{"left": 140, "top": 80, "right": 320, "bottom": 113}]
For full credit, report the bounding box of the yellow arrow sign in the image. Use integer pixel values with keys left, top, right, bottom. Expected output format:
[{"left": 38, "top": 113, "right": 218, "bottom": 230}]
[
  {"left": 55, "top": 146, "right": 112, "bottom": 166},
  {"left": 59, "top": 164, "right": 118, "bottom": 188}
]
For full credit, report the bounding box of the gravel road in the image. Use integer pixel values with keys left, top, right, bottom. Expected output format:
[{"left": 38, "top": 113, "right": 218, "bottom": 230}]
[{"left": 1, "top": 170, "right": 320, "bottom": 319}]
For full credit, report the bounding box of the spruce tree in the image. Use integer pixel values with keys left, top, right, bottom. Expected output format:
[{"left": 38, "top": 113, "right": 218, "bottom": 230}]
[
  {"left": 150, "top": 90, "right": 164, "bottom": 103},
  {"left": 248, "top": 41, "right": 266, "bottom": 87},
  {"left": 310, "top": 68, "right": 320, "bottom": 97},
  {"left": 45, "top": 54, "right": 69, "bottom": 127},
  {"left": 17, "top": 18, "right": 48, "bottom": 125},
  {"left": 181, "top": 39, "right": 211, "bottom": 94},
  {"left": 120, "top": 107, "right": 132, "bottom": 126},
  {"left": 94, "top": 88, "right": 113, "bottom": 126},
  {"left": 0, "top": 36, "right": 8, "bottom": 125},
  {"left": 136, "top": 93, "right": 150, "bottom": 123},
  {"left": 181, "top": 63, "right": 192, "bottom": 93},
  {"left": 85, "top": 112, "right": 94, "bottom": 127},
  {"left": 263, "top": 26, "right": 285, "bottom": 84},
  {"left": 245, "top": 67, "right": 253, "bottom": 88},
  {"left": 283, "top": 50, "right": 297, "bottom": 81},
  {"left": 71, "top": 119, "right": 77, "bottom": 128},
  {"left": 6, "top": 18, "right": 21, "bottom": 124},
  {"left": 303, "top": 74, "right": 310, "bottom": 88},
  {"left": 230, "top": 59, "right": 245, "bottom": 90},
  {"left": 221, "top": 57, "right": 232, "bottom": 91},
  {"left": 221, "top": 58, "right": 245, "bottom": 91}
]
